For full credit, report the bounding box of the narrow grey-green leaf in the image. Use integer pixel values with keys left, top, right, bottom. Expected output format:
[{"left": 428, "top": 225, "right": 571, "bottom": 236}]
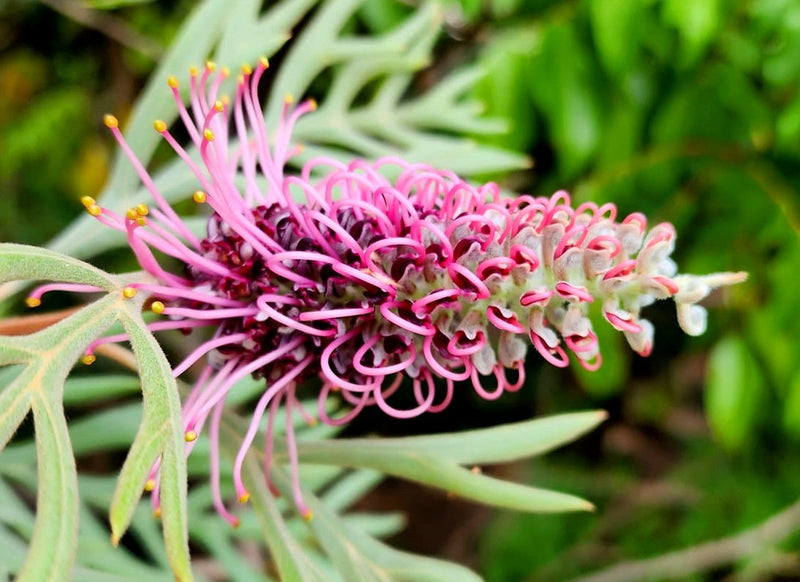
[{"left": 16, "top": 394, "right": 78, "bottom": 582}]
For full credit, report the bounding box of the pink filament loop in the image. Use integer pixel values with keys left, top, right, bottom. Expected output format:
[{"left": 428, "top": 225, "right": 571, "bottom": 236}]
[
  {"left": 447, "top": 329, "right": 486, "bottom": 357},
  {"left": 448, "top": 263, "right": 490, "bottom": 299},
  {"left": 486, "top": 305, "right": 526, "bottom": 333},
  {"left": 530, "top": 332, "right": 570, "bottom": 368},
  {"left": 476, "top": 257, "right": 515, "bottom": 280},
  {"left": 586, "top": 235, "right": 621, "bottom": 258},
  {"left": 320, "top": 328, "right": 382, "bottom": 393},
  {"left": 604, "top": 312, "right": 643, "bottom": 334},
  {"left": 353, "top": 335, "right": 417, "bottom": 377},
  {"left": 411, "top": 288, "right": 461, "bottom": 317},
  {"left": 555, "top": 282, "right": 594, "bottom": 303},
  {"left": 520, "top": 289, "right": 553, "bottom": 307},
  {"left": 509, "top": 244, "right": 540, "bottom": 271},
  {"left": 422, "top": 334, "right": 470, "bottom": 381},
  {"left": 470, "top": 367, "right": 504, "bottom": 400},
  {"left": 379, "top": 301, "right": 434, "bottom": 337},
  {"left": 603, "top": 259, "right": 637, "bottom": 281}
]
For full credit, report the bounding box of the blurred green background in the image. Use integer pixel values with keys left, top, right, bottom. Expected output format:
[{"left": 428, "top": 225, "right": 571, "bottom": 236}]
[{"left": 2, "top": 0, "right": 799, "bottom": 580}]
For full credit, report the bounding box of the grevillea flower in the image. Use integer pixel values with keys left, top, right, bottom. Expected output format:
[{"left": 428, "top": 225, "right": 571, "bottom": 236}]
[{"left": 38, "top": 59, "right": 745, "bottom": 524}]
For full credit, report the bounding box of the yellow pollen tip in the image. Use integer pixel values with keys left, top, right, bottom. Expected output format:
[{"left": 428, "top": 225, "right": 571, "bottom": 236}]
[
  {"left": 153, "top": 508, "right": 162, "bottom": 519},
  {"left": 184, "top": 430, "right": 198, "bottom": 442},
  {"left": 296, "top": 144, "right": 305, "bottom": 154},
  {"left": 193, "top": 191, "right": 207, "bottom": 204},
  {"left": 308, "top": 98, "right": 317, "bottom": 111},
  {"left": 214, "top": 100, "right": 224, "bottom": 112},
  {"left": 231, "top": 518, "right": 241, "bottom": 528},
  {"left": 203, "top": 128, "right": 215, "bottom": 141},
  {"left": 151, "top": 301, "right": 165, "bottom": 314},
  {"left": 136, "top": 203, "right": 149, "bottom": 216},
  {"left": 302, "top": 510, "right": 314, "bottom": 522},
  {"left": 206, "top": 61, "right": 216, "bottom": 72},
  {"left": 221, "top": 95, "right": 230, "bottom": 105},
  {"left": 237, "top": 74, "right": 245, "bottom": 84},
  {"left": 167, "top": 76, "right": 179, "bottom": 89},
  {"left": 153, "top": 119, "right": 167, "bottom": 133},
  {"left": 80, "top": 195, "right": 95, "bottom": 208},
  {"left": 307, "top": 417, "right": 318, "bottom": 427},
  {"left": 258, "top": 56, "right": 269, "bottom": 69},
  {"left": 241, "top": 63, "right": 253, "bottom": 75},
  {"left": 238, "top": 493, "right": 250, "bottom": 504},
  {"left": 87, "top": 204, "right": 102, "bottom": 217},
  {"left": 25, "top": 297, "right": 41, "bottom": 308},
  {"left": 144, "top": 479, "right": 156, "bottom": 492},
  {"left": 284, "top": 94, "right": 294, "bottom": 105},
  {"left": 470, "top": 466, "right": 482, "bottom": 474},
  {"left": 103, "top": 114, "right": 119, "bottom": 128},
  {"left": 122, "top": 286, "right": 137, "bottom": 299},
  {"left": 221, "top": 66, "right": 230, "bottom": 77},
  {"left": 126, "top": 208, "right": 138, "bottom": 220},
  {"left": 136, "top": 217, "right": 147, "bottom": 227},
  {"left": 81, "top": 354, "right": 96, "bottom": 365},
  {"left": 189, "top": 66, "right": 198, "bottom": 77}
]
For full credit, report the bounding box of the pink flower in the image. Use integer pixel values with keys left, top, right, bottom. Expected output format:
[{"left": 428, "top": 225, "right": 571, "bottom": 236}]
[{"left": 47, "top": 60, "right": 744, "bottom": 524}]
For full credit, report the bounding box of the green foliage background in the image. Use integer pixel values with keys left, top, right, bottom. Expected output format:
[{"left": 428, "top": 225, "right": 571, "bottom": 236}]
[{"left": 1, "top": 0, "right": 798, "bottom": 580}]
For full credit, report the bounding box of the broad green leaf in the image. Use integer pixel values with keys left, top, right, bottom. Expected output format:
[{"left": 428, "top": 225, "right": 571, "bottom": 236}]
[
  {"left": 589, "top": 0, "right": 642, "bottom": 76},
  {"left": 782, "top": 370, "right": 800, "bottom": 439},
  {"left": 705, "top": 334, "right": 765, "bottom": 451}
]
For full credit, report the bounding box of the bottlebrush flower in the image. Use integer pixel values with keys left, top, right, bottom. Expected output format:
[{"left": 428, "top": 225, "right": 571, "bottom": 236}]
[{"left": 42, "top": 59, "right": 745, "bottom": 524}]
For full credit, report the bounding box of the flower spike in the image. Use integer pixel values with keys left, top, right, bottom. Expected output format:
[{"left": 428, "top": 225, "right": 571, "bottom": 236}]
[{"left": 74, "top": 62, "right": 746, "bottom": 522}]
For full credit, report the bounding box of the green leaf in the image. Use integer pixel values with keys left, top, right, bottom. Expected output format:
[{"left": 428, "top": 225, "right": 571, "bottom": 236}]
[
  {"left": 705, "top": 335, "right": 766, "bottom": 451},
  {"left": 111, "top": 305, "right": 191, "bottom": 581},
  {"left": 589, "top": 0, "right": 642, "bottom": 76},
  {"left": 782, "top": 370, "right": 800, "bottom": 439}
]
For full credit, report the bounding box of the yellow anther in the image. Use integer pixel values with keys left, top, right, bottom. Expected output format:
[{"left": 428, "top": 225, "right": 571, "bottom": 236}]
[
  {"left": 220, "top": 95, "right": 230, "bottom": 106},
  {"left": 470, "top": 466, "right": 483, "bottom": 474},
  {"left": 258, "top": 56, "right": 269, "bottom": 69},
  {"left": 103, "top": 114, "right": 119, "bottom": 128},
  {"left": 184, "top": 430, "right": 198, "bottom": 443},
  {"left": 238, "top": 492, "right": 251, "bottom": 504},
  {"left": 308, "top": 98, "right": 317, "bottom": 111},
  {"left": 126, "top": 208, "right": 138, "bottom": 220},
  {"left": 206, "top": 60, "right": 216, "bottom": 72},
  {"left": 151, "top": 301, "right": 165, "bottom": 314},
  {"left": 153, "top": 508, "right": 162, "bottom": 519},
  {"left": 237, "top": 74, "right": 245, "bottom": 85},
  {"left": 203, "top": 128, "right": 215, "bottom": 141},
  {"left": 284, "top": 94, "right": 294, "bottom": 105},
  {"left": 221, "top": 66, "right": 230, "bottom": 77},
  {"left": 189, "top": 65, "right": 198, "bottom": 77},
  {"left": 136, "top": 216, "right": 147, "bottom": 227},
  {"left": 144, "top": 479, "right": 156, "bottom": 492},
  {"left": 87, "top": 204, "right": 102, "bottom": 217},
  {"left": 193, "top": 191, "right": 207, "bottom": 204},
  {"left": 80, "top": 195, "right": 96, "bottom": 208},
  {"left": 81, "top": 354, "right": 96, "bottom": 366},
  {"left": 241, "top": 63, "right": 253, "bottom": 75},
  {"left": 136, "top": 203, "right": 149, "bottom": 216},
  {"left": 153, "top": 119, "right": 167, "bottom": 133},
  {"left": 167, "top": 76, "right": 179, "bottom": 89},
  {"left": 25, "top": 297, "right": 41, "bottom": 308},
  {"left": 122, "top": 286, "right": 137, "bottom": 299},
  {"left": 214, "top": 100, "right": 224, "bottom": 112},
  {"left": 307, "top": 416, "right": 318, "bottom": 427},
  {"left": 302, "top": 510, "right": 314, "bottom": 522},
  {"left": 296, "top": 144, "right": 305, "bottom": 154},
  {"left": 231, "top": 518, "right": 241, "bottom": 528}
]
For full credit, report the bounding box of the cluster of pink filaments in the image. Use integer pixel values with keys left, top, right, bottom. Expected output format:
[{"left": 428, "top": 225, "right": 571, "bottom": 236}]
[{"left": 38, "top": 59, "right": 743, "bottom": 525}]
